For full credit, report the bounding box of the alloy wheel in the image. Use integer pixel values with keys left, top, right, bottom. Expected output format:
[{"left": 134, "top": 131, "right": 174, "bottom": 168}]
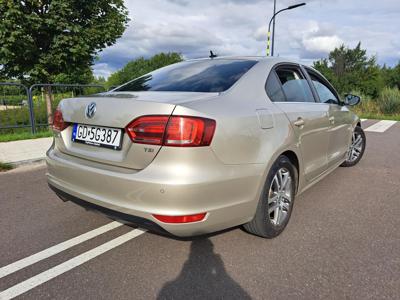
[
  {"left": 267, "top": 168, "right": 292, "bottom": 226},
  {"left": 347, "top": 130, "right": 364, "bottom": 163}
]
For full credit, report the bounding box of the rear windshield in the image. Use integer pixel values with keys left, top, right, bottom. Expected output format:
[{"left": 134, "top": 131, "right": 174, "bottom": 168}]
[{"left": 114, "top": 59, "right": 258, "bottom": 93}]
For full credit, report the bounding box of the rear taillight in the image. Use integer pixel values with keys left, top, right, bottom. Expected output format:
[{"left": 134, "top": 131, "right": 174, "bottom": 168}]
[
  {"left": 125, "top": 115, "right": 216, "bottom": 147},
  {"left": 164, "top": 116, "right": 215, "bottom": 146},
  {"left": 125, "top": 116, "right": 169, "bottom": 145},
  {"left": 53, "top": 108, "right": 69, "bottom": 132}
]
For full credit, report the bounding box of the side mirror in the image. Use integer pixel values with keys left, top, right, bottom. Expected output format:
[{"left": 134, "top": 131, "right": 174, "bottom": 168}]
[{"left": 343, "top": 94, "right": 361, "bottom": 106}]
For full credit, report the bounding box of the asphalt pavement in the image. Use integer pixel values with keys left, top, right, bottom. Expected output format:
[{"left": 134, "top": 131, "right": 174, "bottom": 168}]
[{"left": 1, "top": 119, "right": 399, "bottom": 300}]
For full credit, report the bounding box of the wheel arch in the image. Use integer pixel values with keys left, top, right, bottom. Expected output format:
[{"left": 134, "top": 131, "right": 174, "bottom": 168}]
[{"left": 280, "top": 150, "right": 300, "bottom": 193}]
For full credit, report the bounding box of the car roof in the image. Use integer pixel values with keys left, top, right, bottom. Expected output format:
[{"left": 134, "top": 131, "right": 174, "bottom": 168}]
[{"left": 185, "top": 55, "right": 301, "bottom": 66}]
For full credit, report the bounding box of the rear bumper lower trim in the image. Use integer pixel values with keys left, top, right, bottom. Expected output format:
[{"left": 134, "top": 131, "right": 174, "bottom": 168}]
[{"left": 48, "top": 183, "right": 169, "bottom": 235}]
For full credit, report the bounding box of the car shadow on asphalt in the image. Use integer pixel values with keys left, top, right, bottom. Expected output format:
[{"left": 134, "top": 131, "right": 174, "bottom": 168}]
[{"left": 157, "top": 238, "right": 251, "bottom": 299}]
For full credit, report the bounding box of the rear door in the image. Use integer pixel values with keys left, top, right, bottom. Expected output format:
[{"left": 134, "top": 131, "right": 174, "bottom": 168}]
[
  {"left": 267, "top": 64, "right": 330, "bottom": 181},
  {"left": 304, "top": 67, "right": 352, "bottom": 168}
]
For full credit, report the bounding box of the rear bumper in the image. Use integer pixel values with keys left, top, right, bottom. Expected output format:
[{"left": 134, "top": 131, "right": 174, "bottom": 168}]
[
  {"left": 46, "top": 146, "right": 265, "bottom": 237},
  {"left": 48, "top": 184, "right": 169, "bottom": 234}
]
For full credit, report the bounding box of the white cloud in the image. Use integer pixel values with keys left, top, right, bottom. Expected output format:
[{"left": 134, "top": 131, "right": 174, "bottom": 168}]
[
  {"left": 93, "top": 0, "right": 400, "bottom": 78},
  {"left": 254, "top": 26, "right": 268, "bottom": 42},
  {"left": 286, "top": 20, "right": 343, "bottom": 58},
  {"left": 92, "top": 63, "right": 114, "bottom": 79},
  {"left": 302, "top": 36, "right": 343, "bottom": 54}
]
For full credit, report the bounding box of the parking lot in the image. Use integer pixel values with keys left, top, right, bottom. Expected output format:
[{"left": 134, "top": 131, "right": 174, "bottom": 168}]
[{"left": 1, "top": 119, "right": 399, "bottom": 300}]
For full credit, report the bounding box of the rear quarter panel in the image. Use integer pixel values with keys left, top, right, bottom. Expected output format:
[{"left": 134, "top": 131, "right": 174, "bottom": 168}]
[
  {"left": 175, "top": 60, "right": 298, "bottom": 165},
  {"left": 174, "top": 60, "right": 303, "bottom": 206}
]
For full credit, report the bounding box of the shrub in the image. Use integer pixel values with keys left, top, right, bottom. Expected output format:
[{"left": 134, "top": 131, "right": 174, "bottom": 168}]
[
  {"left": 350, "top": 91, "right": 377, "bottom": 115},
  {"left": 377, "top": 87, "right": 400, "bottom": 115},
  {"left": 0, "top": 88, "right": 102, "bottom": 134},
  {"left": 0, "top": 104, "right": 48, "bottom": 134},
  {"left": 0, "top": 162, "right": 13, "bottom": 172}
]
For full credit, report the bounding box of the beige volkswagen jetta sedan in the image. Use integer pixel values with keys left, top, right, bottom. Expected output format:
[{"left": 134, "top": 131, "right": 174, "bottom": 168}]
[{"left": 47, "top": 56, "right": 366, "bottom": 238}]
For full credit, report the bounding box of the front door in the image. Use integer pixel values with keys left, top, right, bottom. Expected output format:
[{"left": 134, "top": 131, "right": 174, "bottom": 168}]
[{"left": 304, "top": 67, "right": 353, "bottom": 168}]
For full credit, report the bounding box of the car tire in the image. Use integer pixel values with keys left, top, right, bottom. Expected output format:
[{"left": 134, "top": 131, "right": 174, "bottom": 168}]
[
  {"left": 244, "top": 155, "right": 297, "bottom": 238},
  {"left": 340, "top": 126, "right": 366, "bottom": 167}
]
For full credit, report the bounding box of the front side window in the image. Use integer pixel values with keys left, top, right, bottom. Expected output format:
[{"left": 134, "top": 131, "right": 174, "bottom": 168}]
[
  {"left": 306, "top": 70, "right": 339, "bottom": 104},
  {"left": 114, "top": 59, "right": 258, "bottom": 93},
  {"left": 275, "top": 67, "right": 315, "bottom": 103}
]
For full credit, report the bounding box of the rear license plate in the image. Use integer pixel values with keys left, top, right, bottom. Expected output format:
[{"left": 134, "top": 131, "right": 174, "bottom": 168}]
[{"left": 72, "top": 124, "right": 123, "bottom": 150}]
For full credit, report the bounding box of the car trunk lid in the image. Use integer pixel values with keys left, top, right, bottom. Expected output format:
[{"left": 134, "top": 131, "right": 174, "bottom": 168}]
[
  {"left": 55, "top": 94, "right": 177, "bottom": 170},
  {"left": 54, "top": 92, "right": 218, "bottom": 170}
]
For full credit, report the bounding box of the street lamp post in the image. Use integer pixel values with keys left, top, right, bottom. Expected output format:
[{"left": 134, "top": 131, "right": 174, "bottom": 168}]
[
  {"left": 271, "top": 0, "right": 277, "bottom": 57},
  {"left": 266, "top": 2, "right": 306, "bottom": 56}
]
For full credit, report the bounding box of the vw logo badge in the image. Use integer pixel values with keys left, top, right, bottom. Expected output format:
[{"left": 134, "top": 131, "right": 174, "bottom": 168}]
[{"left": 85, "top": 102, "right": 96, "bottom": 119}]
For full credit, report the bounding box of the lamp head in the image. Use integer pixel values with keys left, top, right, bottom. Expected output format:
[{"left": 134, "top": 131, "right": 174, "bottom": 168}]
[{"left": 287, "top": 3, "right": 306, "bottom": 9}]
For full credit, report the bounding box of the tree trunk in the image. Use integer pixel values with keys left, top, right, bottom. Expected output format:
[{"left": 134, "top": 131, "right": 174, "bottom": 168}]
[{"left": 44, "top": 86, "right": 54, "bottom": 126}]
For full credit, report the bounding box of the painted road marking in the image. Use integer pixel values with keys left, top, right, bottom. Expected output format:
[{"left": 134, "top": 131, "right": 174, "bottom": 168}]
[
  {"left": 364, "top": 120, "right": 397, "bottom": 132},
  {"left": 0, "top": 221, "right": 123, "bottom": 279},
  {"left": 0, "top": 229, "right": 146, "bottom": 300}
]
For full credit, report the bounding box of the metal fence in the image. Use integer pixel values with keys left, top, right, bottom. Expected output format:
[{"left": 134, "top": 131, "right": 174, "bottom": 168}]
[{"left": 0, "top": 83, "right": 105, "bottom": 134}]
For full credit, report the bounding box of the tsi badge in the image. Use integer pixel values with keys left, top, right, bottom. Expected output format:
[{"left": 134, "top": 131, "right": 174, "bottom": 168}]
[{"left": 85, "top": 102, "right": 96, "bottom": 119}]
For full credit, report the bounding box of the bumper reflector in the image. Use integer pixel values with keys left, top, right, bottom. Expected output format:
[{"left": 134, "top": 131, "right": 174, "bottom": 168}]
[{"left": 153, "top": 213, "right": 207, "bottom": 223}]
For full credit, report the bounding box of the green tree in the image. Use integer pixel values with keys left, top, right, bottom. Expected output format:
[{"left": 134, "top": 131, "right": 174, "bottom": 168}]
[
  {"left": 107, "top": 52, "right": 183, "bottom": 89},
  {"left": 313, "top": 42, "right": 383, "bottom": 98},
  {"left": 381, "top": 63, "right": 400, "bottom": 89},
  {"left": 0, "top": 0, "right": 129, "bottom": 122},
  {"left": 93, "top": 76, "right": 107, "bottom": 85}
]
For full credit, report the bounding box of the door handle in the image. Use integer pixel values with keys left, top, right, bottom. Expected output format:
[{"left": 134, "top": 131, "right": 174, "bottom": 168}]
[
  {"left": 293, "top": 117, "right": 305, "bottom": 127},
  {"left": 329, "top": 116, "right": 335, "bottom": 124}
]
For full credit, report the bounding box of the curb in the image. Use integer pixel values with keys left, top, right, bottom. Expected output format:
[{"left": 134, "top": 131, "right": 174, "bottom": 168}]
[{"left": 8, "top": 157, "right": 46, "bottom": 167}]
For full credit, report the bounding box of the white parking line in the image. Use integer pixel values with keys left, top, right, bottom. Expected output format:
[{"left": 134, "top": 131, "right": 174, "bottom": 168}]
[
  {"left": 0, "top": 221, "right": 123, "bottom": 279},
  {"left": 0, "top": 229, "right": 146, "bottom": 300},
  {"left": 364, "top": 120, "right": 397, "bottom": 132}
]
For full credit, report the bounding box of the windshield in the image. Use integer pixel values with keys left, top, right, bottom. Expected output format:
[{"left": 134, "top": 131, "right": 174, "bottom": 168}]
[{"left": 114, "top": 59, "right": 258, "bottom": 93}]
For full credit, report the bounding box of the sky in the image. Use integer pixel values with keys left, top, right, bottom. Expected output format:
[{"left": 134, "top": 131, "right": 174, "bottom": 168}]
[{"left": 93, "top": 0, "right": 400, "bottom": 78}]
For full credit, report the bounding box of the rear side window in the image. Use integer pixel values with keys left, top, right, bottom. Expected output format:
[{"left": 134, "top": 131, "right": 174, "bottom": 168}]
[
  {"left": 265, "top": 72, "right": 286, "bottom": 102},
  {"left": 275, "top": 67, "right": 315, "bottom": 103},
  {"left": 115, "top": 60, "right": 258, "bottom": 93}
]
